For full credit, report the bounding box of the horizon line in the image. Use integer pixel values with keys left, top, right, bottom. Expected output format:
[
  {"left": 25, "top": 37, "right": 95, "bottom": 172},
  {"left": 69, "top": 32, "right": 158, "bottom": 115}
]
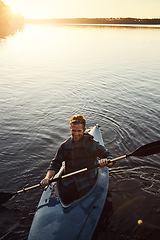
[{"left": 24, "top": 17, "right": 160, "bottom": 20}]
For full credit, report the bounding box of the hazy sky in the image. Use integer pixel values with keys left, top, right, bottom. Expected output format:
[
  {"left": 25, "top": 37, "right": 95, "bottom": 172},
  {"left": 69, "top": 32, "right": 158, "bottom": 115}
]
[{"left": 4, "top": 0, "right": 160, "bottom": 19}]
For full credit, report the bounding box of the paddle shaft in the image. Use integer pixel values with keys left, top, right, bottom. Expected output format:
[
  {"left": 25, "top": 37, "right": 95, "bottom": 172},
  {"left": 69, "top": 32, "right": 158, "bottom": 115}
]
[
  {"left": 15, "top": 139, "right": 160, "bottom": 186},
  {"left": 16, "top": 184, "right": 41, "bottom": 194},
  {"left": 0, "top": 140, "right": 159, "bottom": 204},
  {"left": 13, "top": 155, "right": 127, "bottom": 191}
]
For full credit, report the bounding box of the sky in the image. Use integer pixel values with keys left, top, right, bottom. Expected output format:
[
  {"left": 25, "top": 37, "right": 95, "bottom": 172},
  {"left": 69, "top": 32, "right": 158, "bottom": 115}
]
[{"left": 3, "top": 0, "right": 160, "bottom": 19}]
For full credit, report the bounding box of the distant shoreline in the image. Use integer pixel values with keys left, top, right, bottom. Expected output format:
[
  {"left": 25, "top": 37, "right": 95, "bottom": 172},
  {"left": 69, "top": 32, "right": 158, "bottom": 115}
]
[{"left": 24, "top": 18, "right": 160, "bottom": 25}]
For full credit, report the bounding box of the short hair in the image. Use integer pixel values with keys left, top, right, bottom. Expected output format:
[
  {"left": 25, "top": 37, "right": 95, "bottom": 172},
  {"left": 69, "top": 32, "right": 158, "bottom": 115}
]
[{"left": 70, "top": 115, "right": 86, "bottom": 130}]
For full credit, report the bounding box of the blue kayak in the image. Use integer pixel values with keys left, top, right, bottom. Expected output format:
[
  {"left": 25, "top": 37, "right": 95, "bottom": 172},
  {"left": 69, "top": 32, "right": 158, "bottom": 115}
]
[{"left": 28, "top": 124, "right": 109, "bottom": 240}]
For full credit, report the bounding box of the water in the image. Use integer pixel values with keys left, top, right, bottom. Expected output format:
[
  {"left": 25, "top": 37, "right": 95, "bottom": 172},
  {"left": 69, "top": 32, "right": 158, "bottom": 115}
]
[{"left": 0, "top": 23, "right": 160, "bottom": 240}]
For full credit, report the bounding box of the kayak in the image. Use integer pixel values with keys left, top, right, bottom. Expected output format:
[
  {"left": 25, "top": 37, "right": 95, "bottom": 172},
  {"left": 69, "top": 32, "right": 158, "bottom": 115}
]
[{"left": 28, "top": 124, "right": 109, "bottom": 240}]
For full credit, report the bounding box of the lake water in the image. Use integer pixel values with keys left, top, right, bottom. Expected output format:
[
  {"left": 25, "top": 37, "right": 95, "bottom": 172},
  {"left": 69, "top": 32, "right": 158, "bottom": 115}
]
[{"left": 0, "top": 23, "right": 160, "bottom": 240}]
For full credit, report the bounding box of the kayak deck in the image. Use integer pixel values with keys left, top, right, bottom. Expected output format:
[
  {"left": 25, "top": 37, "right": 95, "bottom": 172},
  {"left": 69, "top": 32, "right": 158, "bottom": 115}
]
[{"left": 28, "top": 125, "right": 109, "bottom": 240}]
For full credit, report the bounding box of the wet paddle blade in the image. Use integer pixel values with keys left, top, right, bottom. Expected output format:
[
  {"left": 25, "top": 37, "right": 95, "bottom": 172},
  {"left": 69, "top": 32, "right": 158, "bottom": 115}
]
[
  {"left": 128, "top": 140, "right": 160, "bottom": 157},
  {"left": 0, "top": 192, "right": 16, "bottom": 205}
]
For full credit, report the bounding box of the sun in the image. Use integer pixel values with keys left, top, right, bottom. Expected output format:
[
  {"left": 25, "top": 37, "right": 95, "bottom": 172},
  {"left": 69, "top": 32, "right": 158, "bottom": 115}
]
[
  {"left": 3, "top": 0, "right": 55, "bottom": 19},
  {"left": 3, "top": 0, "right": 26, "bottom": 17}
]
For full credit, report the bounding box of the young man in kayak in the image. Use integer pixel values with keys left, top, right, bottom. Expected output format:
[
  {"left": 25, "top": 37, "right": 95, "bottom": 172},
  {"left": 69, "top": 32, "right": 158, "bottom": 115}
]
[{"left": 41, "top": 115, "right": 113, "bottom": 195}]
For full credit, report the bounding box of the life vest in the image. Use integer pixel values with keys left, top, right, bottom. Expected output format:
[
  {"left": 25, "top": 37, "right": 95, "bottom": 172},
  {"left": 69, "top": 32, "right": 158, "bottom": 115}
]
[{"left": 62, "top": 133, "right": 97, "bottom": 173}]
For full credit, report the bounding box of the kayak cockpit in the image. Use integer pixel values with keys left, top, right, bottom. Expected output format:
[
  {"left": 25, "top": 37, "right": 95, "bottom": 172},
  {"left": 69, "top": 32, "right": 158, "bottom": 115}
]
[{"left": 57, "top": 169, "right": 98, "bottom": 208}]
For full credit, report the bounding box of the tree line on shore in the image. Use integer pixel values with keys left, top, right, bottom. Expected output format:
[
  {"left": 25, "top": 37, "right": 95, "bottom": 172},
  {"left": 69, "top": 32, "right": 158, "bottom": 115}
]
[
  {"left": 0, "top": 0, "right": 24, "bottom": 37},
  {"left": 25, "top": 17, "right": 160, "bottom": 25}
]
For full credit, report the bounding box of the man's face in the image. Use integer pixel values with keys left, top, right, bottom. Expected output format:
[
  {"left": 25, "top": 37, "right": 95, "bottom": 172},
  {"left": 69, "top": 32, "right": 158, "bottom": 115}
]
[{"left": 70, "top": 123, "right": 86, "bottom": 142}]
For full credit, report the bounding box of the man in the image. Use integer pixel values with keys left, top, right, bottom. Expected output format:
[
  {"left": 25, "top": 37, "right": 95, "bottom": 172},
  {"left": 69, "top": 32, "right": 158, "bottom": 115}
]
[{"left": 41, "top": 115, "right": 113, "bottom": 192}]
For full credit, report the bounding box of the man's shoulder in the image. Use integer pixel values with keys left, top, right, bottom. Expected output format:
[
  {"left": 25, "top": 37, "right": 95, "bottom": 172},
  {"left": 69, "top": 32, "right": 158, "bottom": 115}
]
[
  {"left": 84, "top": 132, "right": 94, "bottom": 140},
  {"left": 61, "top": 137, "right": 72, "bottom": 149}
]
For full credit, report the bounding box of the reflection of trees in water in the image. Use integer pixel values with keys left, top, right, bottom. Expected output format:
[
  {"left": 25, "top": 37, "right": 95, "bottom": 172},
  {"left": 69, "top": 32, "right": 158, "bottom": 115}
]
[{"left": 0, "top": 0, "right": 24, "bottom": 38}]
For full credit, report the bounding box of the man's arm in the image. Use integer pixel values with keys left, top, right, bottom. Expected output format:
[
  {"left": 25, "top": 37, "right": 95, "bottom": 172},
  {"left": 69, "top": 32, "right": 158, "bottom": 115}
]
[
  {"left": 40, "top": 144, "right": 65, "bottom": 186},
  {"left": 95, "top": 141, "right": 114, "bottom": 168}
]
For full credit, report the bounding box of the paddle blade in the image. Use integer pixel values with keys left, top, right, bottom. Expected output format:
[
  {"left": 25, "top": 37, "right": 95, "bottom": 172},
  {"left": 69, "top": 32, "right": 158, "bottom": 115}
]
[
  {"left": 0, "top": 192, "right": 16, "bottom": 205},
  {"left": 128, "top": 141, "right": 160, "bottom": 157}
]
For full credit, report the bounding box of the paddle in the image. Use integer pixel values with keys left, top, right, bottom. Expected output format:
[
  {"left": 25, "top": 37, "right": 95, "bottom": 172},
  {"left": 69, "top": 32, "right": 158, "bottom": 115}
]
[
  {"left": 0, "top": 184, "right": 41, "bottom": 205},
  {"left": 0, "top": 140, "right": 160, "bottom": 205}
]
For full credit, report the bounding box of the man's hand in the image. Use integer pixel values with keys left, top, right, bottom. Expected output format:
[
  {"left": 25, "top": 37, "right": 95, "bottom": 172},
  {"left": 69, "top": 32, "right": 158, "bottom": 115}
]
[
  {"left": 40, "top": 178, "right": 50, "bottom": 186},
  {"left": 40, "top": 170, "right": 55, "bottom": 186},
  {"left": 99, "top": 158, "right": 114, "bottom": 168}
]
